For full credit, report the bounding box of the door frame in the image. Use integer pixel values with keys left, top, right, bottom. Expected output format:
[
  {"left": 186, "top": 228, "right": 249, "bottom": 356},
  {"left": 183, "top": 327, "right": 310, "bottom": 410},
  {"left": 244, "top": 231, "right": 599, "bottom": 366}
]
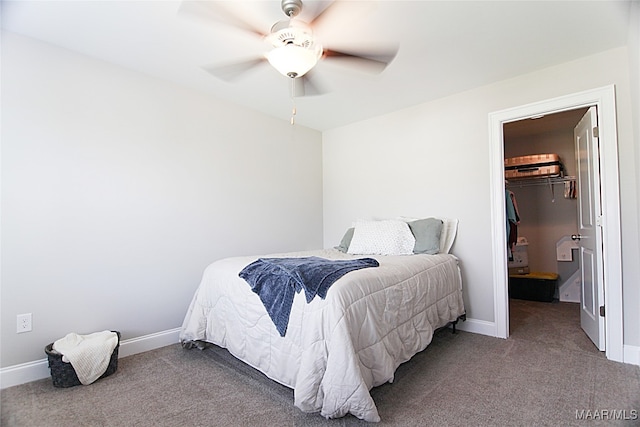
[{"left": 488, "top": 85, "right": 623, "bottom": 362}]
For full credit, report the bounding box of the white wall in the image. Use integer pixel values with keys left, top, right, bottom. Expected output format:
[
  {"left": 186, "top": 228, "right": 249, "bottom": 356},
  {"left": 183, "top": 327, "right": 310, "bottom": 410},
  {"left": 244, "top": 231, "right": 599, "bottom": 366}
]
[
  {"left": 1, "top": 33, "right": 323, "bottom": 368},
  {"left": 323, "top": 47, "right": 639, "bottom": 348}
]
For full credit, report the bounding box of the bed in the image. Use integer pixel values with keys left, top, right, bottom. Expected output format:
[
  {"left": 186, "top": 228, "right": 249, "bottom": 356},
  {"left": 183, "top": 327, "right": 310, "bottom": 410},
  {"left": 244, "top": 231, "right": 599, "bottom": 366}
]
[{"left": 179, "top": 218, "right": 465, "bottom": 422}]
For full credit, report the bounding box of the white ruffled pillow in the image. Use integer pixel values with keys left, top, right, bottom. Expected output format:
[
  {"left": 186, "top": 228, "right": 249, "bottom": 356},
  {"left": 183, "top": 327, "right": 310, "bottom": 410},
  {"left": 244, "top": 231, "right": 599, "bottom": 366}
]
[
  {"left": 438, "top": 218, "right": 459, "bottom": 254},
  {"left": 347, "top": 219, "right": 416, "bottom": 256}
]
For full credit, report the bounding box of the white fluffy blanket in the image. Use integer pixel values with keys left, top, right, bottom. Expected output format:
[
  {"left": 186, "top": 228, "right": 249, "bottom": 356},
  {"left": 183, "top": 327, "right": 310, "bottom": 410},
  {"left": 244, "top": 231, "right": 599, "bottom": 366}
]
[{"left": 53, "top": 331, "right": 118, "bottom": 385}]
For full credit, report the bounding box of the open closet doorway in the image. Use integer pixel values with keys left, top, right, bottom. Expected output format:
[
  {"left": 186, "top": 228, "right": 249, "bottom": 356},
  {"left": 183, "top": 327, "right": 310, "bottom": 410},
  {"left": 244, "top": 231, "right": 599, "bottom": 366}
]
[
  {"left": 488, "top": 86, "right": 624, "bottom": 363},
  {"left": 503, "top": 108, "right": 593, "bottom": 348}
]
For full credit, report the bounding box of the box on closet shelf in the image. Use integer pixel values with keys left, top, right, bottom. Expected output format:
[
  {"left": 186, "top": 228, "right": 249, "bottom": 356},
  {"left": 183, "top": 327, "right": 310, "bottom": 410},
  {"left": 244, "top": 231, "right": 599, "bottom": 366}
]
[{"left": 504, "top": 153, "right": 563, "bottom": 180}]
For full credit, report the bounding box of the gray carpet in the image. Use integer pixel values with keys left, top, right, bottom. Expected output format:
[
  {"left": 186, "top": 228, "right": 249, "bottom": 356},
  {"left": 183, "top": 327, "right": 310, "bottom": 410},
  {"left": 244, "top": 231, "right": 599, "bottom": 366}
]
[{"left": 2, "top": 299, "right": 639, "bottom": 426}]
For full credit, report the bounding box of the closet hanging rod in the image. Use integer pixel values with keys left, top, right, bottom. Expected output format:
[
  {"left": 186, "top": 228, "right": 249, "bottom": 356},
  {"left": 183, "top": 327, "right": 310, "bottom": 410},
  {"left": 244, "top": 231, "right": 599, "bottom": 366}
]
[{"left": 505, "top": 176, "right": 575, "bottom": 188}]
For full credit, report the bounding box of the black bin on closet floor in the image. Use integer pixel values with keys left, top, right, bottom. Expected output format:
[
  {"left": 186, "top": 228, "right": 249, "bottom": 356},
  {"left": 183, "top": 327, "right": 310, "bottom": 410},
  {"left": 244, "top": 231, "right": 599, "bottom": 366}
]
[{"left": 509, "top": 272, "right": 558, "bottom": 302}]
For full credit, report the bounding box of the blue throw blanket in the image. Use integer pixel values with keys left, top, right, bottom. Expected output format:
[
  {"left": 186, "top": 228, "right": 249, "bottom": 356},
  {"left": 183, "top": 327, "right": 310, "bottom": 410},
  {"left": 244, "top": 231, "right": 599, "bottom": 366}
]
[{"left": 239, "top": 256, "right": 379, "bottom": 337}]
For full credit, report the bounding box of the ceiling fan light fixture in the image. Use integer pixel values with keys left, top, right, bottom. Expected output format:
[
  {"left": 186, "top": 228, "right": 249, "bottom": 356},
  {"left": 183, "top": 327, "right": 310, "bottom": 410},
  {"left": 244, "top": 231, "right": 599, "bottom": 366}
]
[{"left": 266, "top": 43, "right": 322, "bottom": 78}]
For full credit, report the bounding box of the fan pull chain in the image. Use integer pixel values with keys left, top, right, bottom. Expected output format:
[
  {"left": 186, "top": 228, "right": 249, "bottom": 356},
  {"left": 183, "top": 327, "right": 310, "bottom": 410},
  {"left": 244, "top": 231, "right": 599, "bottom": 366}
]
[{"left": 290, "top": 77, "right": 297, "bottom": 125}]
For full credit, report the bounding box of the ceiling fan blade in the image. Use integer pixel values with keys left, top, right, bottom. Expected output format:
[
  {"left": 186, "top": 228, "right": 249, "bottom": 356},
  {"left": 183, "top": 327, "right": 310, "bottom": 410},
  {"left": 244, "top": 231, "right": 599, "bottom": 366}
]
[
  {"left": 322, "top": 46, "right": 398, "bottom": 74},
  {"left": 307, "top": 0, "right": 341, "bottom": 29},
  {"left": 307, "top": 1, "right": 378, "bottom": 33},
  {"left": 178, "top": 1, "right": 266, "bottom": 38},
  {"left": 297, "top": 71, "right": 327, "bottom": 97},
  {"left": 202, "top": 57, "right": 267, "bottom": 81}
]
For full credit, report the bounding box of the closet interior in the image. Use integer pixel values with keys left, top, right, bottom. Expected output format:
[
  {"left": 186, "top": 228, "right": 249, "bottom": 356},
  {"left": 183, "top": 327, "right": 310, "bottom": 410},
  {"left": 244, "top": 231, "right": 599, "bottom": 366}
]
[{"left": 503, "top": 107, "right": 589, "bottom": 305}]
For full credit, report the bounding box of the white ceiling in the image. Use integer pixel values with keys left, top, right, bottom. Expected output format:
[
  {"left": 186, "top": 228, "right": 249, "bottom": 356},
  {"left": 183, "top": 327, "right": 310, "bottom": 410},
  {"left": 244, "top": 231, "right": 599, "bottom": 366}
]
[{"left": 1, "top": 0, "right": 632, "bottom": 131}]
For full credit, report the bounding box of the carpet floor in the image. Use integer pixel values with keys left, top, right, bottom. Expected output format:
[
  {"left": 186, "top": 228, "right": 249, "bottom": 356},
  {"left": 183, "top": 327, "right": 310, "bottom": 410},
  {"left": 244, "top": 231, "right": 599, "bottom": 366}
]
[{"left": 2, "top": 299, "right": 639, "bottom": 426}]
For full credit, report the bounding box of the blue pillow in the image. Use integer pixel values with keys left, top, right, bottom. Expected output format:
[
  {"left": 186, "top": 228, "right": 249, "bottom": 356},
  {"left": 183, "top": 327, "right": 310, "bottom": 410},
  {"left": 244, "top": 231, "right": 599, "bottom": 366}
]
[
  {"left": 408, "top": 218, "right": 443, "bottom": 254},
  {"left": 335, "top": 228, "right": 354, "bottom": 253}
]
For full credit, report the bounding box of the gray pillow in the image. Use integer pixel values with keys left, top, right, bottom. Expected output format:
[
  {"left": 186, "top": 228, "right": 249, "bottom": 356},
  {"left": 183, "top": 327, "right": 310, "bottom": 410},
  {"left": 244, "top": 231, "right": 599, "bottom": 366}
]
[
  {"left": 408, "top": 218, "right": 443, "bottom": 254},
  {"left": 335, "top": 228, "right": 354, "bottom": 253}
]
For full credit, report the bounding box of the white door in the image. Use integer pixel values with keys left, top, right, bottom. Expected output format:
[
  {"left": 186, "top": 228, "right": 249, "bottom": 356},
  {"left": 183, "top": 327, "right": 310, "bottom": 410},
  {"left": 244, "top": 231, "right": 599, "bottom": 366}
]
[{"left": 574, "top": 106, "right": 605, "bottom": 350}]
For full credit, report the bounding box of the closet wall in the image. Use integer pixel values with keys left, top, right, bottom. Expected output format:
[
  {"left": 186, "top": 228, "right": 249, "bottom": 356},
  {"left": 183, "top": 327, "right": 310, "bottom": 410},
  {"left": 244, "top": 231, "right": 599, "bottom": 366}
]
[{"left": 504, "top": 109, "right": 587, "bottom": 276}]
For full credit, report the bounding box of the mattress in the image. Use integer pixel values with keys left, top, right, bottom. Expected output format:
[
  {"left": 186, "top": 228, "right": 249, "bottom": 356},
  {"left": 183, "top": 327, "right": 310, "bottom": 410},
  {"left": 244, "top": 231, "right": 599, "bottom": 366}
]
[{"left": 179, "top": 248, "right": 465, "bottom": 422}]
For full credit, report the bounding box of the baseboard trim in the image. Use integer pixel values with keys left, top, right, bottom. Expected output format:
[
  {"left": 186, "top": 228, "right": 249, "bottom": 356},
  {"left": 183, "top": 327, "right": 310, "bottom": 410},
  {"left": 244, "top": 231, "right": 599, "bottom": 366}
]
[
  {"left": 0, "top": 328, "right": 181, "bottom": 390},
  {"left": 0, "top": 359, "right": 51, "bottom": 390},
  {"left": 455, "top": 317, "right": 497, "bottom": 337},
  {"left": 623, "top": 344, "right": 640, "bottom": 366},
  {"left": 117, "top": 328, "right": 181, "bottom": 358}
]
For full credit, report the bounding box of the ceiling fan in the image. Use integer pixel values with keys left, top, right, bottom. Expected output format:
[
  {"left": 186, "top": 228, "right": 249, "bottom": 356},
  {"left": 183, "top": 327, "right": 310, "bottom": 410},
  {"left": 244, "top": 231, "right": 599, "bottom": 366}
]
[{"left": 179, "top": 0, "right": 398, "bottom": 97}]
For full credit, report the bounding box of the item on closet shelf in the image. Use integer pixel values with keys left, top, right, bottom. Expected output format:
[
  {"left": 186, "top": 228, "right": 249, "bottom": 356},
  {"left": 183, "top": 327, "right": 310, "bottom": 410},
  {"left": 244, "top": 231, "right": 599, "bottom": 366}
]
[
  {"left": 556, "top": 236, "right": 579, "bottom": 261},
  {"left": 508, "top": 272, "right": 559, "bottom": 302},
  {"left": 558, "top": 270, "right": 581, "bottom": 303},
  {"left": 564, "top": 178, "right": 577, "bottom": 199},
  {"left": 508, "top": 237, "right": 529, "bottom": 268},
  {"left": 504, "top": 153, "right": 563, "bottom": 180}
]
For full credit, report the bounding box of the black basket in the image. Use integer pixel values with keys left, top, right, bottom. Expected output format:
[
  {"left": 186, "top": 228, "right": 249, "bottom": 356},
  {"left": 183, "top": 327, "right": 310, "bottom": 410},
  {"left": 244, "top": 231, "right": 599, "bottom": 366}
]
[{"left": 44, "top": 331, "right": 120, "bottom": 388}]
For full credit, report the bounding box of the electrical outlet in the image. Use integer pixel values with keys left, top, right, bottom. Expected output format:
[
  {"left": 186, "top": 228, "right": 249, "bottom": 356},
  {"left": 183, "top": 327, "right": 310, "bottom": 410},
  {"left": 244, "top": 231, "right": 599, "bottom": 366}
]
[{"left": 17, "top": 313, "right": 32, "bottom": 333}]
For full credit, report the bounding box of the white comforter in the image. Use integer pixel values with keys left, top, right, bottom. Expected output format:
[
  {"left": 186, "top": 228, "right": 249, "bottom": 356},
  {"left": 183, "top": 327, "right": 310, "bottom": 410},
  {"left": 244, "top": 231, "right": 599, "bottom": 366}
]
[{"left": 179, "top": 249, "right": 465, "bottom": 422}]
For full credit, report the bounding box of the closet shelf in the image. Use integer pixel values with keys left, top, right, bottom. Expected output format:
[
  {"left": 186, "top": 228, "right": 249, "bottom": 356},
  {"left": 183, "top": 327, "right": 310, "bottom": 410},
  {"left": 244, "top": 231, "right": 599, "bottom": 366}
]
[{"left": 506, "top": 175, "right": 576, "bottom": 188}]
